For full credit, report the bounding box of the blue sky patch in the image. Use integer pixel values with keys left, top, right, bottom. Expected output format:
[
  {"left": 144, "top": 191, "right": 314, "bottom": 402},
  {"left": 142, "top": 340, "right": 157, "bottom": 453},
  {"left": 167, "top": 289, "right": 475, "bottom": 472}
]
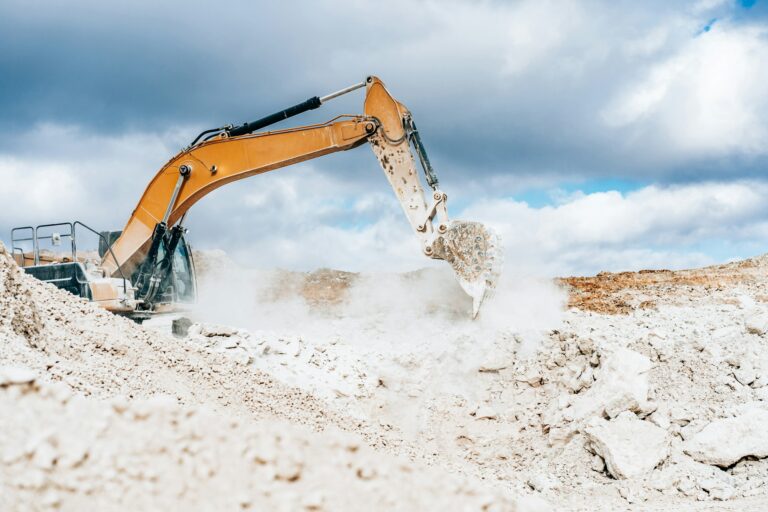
[{"left": 514, "top": 178, "right": 645, "bottom": 208}]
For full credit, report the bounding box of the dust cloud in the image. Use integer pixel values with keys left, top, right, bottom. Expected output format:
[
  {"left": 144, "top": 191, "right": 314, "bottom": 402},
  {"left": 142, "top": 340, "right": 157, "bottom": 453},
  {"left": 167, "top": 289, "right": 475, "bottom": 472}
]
[{"left": 191, "top": 259, "right": 565, "bottom": 354}]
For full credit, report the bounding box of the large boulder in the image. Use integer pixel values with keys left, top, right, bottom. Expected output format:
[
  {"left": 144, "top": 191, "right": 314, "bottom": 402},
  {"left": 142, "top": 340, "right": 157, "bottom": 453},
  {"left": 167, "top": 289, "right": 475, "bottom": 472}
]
[
  {"left": 564, "top": 347, "right": 651, "bottom": 422},
  {"left": 584, "top": 411, "right": 669, "bottom": 480},
  {"left": 684, "top": 406, "right": 768, "bottom": 467}
]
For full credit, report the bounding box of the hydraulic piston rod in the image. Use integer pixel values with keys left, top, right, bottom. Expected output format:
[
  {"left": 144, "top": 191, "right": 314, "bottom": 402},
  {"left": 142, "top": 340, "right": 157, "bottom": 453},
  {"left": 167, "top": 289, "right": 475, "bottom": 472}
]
[
  {"left": 320, "top": 81, "right": 366, "bottom": 103},
  {"left": 228, "top": 79, "right": 368, "bottom": 137}
]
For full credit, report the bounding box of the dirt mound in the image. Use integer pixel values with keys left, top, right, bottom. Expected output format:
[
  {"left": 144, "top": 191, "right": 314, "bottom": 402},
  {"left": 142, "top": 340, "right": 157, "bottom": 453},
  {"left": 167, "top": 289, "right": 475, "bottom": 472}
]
[
  {"left": 0, "top": 370, "right": 514, "bottom": 511},
  {"left": 188, "top": 250, "right": 768, "bottom": 510},
  {"left": 559, "top": 256, "right": 768, "bottom": 314},
  {"left": 0, "top": 242, "right": 516, "bottom": 510},
  {"left": 5, "top": 240, "right": 768, "bottom": 510}
]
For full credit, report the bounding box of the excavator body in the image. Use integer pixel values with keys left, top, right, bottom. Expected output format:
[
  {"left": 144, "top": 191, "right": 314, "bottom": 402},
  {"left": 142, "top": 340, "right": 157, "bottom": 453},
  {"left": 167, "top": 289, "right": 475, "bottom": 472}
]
[{"left": 10, "top": 76, "right": 502, "bottom": 320}]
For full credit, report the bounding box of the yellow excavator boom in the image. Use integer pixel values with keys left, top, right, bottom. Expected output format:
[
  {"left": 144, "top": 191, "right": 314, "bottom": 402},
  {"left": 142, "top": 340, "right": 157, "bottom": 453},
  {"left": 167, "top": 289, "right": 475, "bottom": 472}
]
[{"left": 94, "top": 76, "right": 502, "bottom": 316}]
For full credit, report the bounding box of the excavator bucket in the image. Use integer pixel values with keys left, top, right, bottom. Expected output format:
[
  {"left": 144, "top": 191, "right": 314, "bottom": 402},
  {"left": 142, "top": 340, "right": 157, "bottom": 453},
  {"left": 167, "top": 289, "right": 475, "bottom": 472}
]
[
  {"left": 431, "top": 221, "right": 503, "bottom": 317},
  {"left": 364, "top": 75, "right": 504, "bottom": 317},
  {"left": 371, "top": 125, "right": 503, "bottom": 315}
]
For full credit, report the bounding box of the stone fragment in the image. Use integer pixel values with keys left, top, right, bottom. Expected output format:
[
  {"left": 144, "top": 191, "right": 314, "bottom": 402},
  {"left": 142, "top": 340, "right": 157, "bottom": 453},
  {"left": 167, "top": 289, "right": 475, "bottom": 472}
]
[
  {"left": 222, "top": 338, "right": 239, "bottom": 349},
  {"left": 562, "top": 348, "right": 651, "bottom": 423},
  {"left": 0, "top": 366, "right": 36, "bottom": 386},
  {"left": 669, "top": 406, "right": 693, "bottom": 427},
  {"left": 745, "top": 309, "right": 768, "bottom": 336},
  {"left": 516, "top": 369, "right": 543, "bottom": 387},
  {"left": 684, "top": 406, "right": 768, "bottom": 467},
  {"left": 698, "top": 475, "right": 735, "bottom": 501},
  {"left": 576, "top": 337, "right": 595, "bottom": 355},
  {"left": 474, "top": 406, "right": 498, "bottom": 420},
  {"left": 733, "top": 363, "right": 756, "bottom": 386},
  {"left": 478, "top": 359, "right": 508, "bottom": 373},
  {"left": 172, "top": 316, "right": 193, "bottom": 337},
  {"left": 604, "top": 392, "right": 640, "bottom": 419},
  {"left": 648, "top": 405, "right": 671, "bottom": 430},
  {"left": 589, "top": 453, "right": 605, "bottom": 473},
  {"left": 584, "top": 412, "right": 669, "bottom": 480},
  {"left": 199, "top": 323, "right": 238, "bottom": 337}
]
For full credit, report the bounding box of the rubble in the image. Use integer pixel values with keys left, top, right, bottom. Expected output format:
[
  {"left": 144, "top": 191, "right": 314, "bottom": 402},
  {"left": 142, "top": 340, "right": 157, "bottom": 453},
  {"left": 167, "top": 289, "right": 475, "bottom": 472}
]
[
  {"left": 4, "top": 242, "right": 768, "bottom": 510},
  {"left": 584, "top": 411, "right": 669, "bottom": 479},
  {"left": 0, "top": 243, "right": 516, "bottom": 511},
  {"left": 684, "top": 406, "right": 768, "bottom": 467},
  {"left": 1, "top": 379, "right": 516, "bottom": 511}
]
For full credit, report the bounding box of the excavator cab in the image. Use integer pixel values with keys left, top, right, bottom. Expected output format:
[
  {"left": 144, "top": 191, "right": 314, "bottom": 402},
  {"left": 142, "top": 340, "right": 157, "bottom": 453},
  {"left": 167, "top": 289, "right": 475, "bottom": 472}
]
[
  {"left": 147, "top": 232, "right": 197, "bottom": 305},
  {"left": 10, "top": 221, "right": 197, "bottom": 319}
]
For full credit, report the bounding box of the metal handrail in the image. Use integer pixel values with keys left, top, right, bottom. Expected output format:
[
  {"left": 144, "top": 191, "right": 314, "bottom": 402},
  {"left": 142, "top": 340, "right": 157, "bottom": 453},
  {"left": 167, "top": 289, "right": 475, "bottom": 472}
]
[
  {"left": 11, "top": 247, "right": 25, "bottom": 266},
  {"left": 73, "top": 221, "right": 129, "bottom": 295},
  {"left": 10, "top": 226, "right": 35, "bottom": 267},
  {"left": 34, "top": 222, "right": 75, "bottom": 266}
]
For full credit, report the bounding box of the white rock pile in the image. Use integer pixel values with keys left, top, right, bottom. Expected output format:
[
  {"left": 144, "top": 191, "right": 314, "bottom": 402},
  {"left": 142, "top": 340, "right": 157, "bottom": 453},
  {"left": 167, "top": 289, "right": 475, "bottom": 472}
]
[{"left": 185, "top": 256, "right": 768, "bottom": 510}]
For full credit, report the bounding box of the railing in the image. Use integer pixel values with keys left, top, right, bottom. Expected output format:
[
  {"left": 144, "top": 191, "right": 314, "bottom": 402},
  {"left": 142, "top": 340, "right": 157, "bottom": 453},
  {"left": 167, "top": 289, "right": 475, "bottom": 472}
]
[
  {"left": 73, "top": 221, "right": 129, "bottom": 296},
  {"left": 10, "top": 221, "right": 129, "bottom": 296},
  {"left": 35, "top": 222, "right": 75, "bottom": 265},
  {"left": 10, "top": 226, "right": 35, "bottom": 266}
]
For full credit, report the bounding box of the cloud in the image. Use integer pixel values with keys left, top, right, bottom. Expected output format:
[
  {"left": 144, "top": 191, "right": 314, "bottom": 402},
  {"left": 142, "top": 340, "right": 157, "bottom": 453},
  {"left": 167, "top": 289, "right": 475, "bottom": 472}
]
[
  {"left": 460, "top": 180, "right": 768, "bottom": 276},
  {"left": 2, "top": 1, "right": 768, "bottom": 277},
  {"left": 602, "top": 22, "right": 768, "bottom": 160},
  {"left": 190, "top": 173, "right": 768, "bottom": 277},
  {"left": 1, "top": 0, "right": 768, "bottom": 185},
  {"left": 0, "top": 123, "right": 183, "bottom": 236}
]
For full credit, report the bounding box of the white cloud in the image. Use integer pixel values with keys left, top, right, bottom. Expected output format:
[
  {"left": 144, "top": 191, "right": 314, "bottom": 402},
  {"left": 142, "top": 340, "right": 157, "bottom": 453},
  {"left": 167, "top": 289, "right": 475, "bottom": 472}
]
[
  {"left": 460, "top": 181, "right": 768, "bottom": 276},
  {"left": 602, "top": 23, "right": 768, "bottom": 158},
  {"left": 190, "top": 171, "right": 768, "bottom": 277},
  {"left": 3, "top": 122, "right": 768, "bottom": 278},
  {"left": 0, "top": 124, "right": 184, "bottom": 238},
  {"left": 4, "top": 0, "right": 768, "bottom": 279},
  {"left": 0, "top": 158, "right": 85, "bottom": 220}
]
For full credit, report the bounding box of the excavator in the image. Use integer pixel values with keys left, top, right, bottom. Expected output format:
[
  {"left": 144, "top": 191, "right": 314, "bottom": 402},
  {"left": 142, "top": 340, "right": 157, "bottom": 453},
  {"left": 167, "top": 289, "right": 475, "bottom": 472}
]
[{"left": 10, "top": 76, "right": 502, "bottom": 320}]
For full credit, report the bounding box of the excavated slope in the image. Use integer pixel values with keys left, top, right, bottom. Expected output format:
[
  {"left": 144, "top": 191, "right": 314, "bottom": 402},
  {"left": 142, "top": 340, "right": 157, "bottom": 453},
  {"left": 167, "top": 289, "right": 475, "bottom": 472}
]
[{"left": 0, "top": 242, "right": 516, "bottom": 511}]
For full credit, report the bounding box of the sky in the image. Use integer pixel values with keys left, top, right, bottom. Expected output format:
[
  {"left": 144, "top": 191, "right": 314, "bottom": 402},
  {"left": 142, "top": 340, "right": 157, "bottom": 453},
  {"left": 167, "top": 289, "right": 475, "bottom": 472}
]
[{"left": 1, "top": 0, "right": 768, "bottom": 277}]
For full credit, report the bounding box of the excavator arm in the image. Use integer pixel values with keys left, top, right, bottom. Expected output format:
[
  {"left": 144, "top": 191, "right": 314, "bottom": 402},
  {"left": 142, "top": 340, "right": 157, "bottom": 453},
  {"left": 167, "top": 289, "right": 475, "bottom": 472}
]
[{"left": 102, "top": 76, "right": 502, "bottom": 316}]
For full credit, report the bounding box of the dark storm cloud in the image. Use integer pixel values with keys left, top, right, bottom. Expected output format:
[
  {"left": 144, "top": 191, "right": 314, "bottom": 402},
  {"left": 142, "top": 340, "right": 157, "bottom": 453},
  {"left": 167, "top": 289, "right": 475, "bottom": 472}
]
[{"left": 1, "top": 0, "right": 767, "bottom": 187}]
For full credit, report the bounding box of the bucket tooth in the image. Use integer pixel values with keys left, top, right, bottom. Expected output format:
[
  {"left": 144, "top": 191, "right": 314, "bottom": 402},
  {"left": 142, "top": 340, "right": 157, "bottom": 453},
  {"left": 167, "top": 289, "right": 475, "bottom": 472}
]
[{"left": 430, "top": 221, "right": 503, "bottom": 317}]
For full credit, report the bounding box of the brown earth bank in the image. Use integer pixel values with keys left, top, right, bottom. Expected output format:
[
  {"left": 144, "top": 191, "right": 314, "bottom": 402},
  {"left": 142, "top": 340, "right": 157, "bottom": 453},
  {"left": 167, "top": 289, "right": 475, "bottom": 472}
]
[{"left": 558, "top": 256, "right": 768, "bottom": 315}]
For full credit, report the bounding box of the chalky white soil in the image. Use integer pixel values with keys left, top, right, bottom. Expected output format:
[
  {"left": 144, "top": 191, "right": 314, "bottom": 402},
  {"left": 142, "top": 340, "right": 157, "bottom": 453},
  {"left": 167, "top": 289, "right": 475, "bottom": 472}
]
[
  {"left": 3, "top": 241, "right": 768, "bottom": 510},
  {"left": 0, "top": 243, "right": 517, "bottom": 511}
]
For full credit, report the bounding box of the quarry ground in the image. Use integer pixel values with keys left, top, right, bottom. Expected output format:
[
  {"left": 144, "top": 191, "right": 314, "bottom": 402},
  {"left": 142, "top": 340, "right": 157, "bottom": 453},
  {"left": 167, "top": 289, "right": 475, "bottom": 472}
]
[{"left": 2, "top": 243, "right": 768, "bottom": 511}]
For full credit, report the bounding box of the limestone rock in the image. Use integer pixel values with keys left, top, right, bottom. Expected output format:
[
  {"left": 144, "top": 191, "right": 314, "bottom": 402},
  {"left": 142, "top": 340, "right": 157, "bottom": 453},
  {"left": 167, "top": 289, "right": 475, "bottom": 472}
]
[
  {"left": 733, "top": 363, "right": 756, "bottom": 386},
  {"left": 745, "top": 309, "right": 768, "bottom": 336},
  {"left": 684, "top": 406, "right": 768, "bottom": 467},
  {"left": 474, "top": 405, "right": 498, "bottom": 420},
  {"left": 199, "top": 323, "right": 238, "bottom": 337},
  {"left": 563, "top": 348, "right": 651, "bottom": 423},
  {"left": 0, "top": 366, "right": 37, "bottom": 386},
  {"left": 584, "top": 412, "right": 669, "bottom": 480}
]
